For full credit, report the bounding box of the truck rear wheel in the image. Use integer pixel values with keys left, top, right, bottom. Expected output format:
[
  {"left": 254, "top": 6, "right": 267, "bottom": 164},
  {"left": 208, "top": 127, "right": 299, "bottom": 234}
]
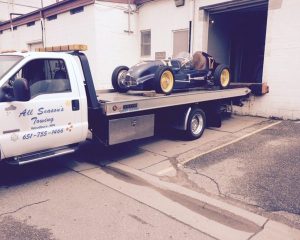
[
  {"left": 112, "top": 66, "right": 129, "bottom": 93},
  {"left": 214, "top": 64, "right": 231, "bottom": 89},
  {"left": 185, "top": 108, "right": 206, "bottom": 140},
  {"left": 154, "top": 66, "right": 174, "bottom": 95}
]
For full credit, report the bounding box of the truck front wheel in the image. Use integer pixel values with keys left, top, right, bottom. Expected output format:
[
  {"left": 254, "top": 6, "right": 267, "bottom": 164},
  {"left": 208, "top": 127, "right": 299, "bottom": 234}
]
[{"left": 185, "top": 108, "right": 206, "bottom": 140}]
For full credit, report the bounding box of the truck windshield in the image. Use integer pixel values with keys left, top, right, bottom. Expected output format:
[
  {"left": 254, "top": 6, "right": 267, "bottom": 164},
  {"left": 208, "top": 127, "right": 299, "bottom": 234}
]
[{"left": 0, "top": 55, "right": 23, "bottom": 79}]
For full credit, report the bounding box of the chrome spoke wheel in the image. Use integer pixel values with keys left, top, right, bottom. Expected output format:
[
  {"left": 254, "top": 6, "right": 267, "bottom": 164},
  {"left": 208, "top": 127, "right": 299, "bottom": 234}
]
[
  {"left": 117, "top": 70, "right": 127, "bottom": 88},
  {"left": 190, "top": 113, "right": 204, "bottom": 135}
]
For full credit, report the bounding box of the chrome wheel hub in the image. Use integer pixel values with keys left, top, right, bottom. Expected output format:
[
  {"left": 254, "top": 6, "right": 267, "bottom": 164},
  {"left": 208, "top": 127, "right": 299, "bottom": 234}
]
[{"left": 191, "top": 113, "right": 204, "bottom": 135}]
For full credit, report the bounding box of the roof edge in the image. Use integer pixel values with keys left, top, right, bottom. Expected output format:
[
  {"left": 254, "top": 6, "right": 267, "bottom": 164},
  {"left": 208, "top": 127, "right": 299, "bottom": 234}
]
[{"left": 0, "top": 0, "right": 95, "bottom": 31}]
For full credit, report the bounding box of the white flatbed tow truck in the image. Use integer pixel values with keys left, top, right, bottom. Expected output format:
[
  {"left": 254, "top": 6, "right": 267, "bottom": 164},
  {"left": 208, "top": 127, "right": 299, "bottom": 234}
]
[{"left": 0, "top": 45, "right": 250, "bottom": 165}]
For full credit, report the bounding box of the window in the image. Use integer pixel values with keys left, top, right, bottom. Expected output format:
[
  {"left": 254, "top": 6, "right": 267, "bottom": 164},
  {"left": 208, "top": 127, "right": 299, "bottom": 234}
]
[
  {"left": 141, "top": 30, "right": 151, "bottom": 56},
  {"left": 27, "top": 41, "right": 43, "bottom": 51},
  {"left": 70, "top": 6, "right": 84, "bottom": 15},
  {"left": 12, "top": 59, "right": 71, "bottom": 98},
  {"left": 46, "top": 15, "right": 57, "bottom": 21},
  {"left": 173, "top": 29, "right": 189, "bottom": 57},
  {"left": 0, "top": 55, "right": 23, "bottom": 79},
  {"left": 27, "top": 21, "right": 35, "bottom": 27}
]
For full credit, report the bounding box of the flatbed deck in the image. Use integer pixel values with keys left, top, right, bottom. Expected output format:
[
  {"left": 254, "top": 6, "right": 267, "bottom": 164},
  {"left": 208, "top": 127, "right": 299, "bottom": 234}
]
[{"left": 97, "top": 87, "right": 251, "bottom": 116}]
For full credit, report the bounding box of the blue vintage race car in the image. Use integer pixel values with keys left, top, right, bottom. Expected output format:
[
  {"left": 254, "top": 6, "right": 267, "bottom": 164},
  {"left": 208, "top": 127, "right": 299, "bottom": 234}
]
[{"left": 111, "top": 51, "right": 231, "bottom": 95}]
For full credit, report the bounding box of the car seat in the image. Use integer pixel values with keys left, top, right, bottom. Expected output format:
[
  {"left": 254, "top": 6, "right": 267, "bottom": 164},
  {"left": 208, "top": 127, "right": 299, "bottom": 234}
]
[{"left": 192, "top": 51, "right": 207, "bottom": 70}]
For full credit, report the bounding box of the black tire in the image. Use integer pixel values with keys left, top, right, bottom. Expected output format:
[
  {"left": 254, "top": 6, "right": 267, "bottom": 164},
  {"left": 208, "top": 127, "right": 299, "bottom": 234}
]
[
  {"left": 154, "top": 66, "right": 175, "bottom": 95},
  {"left": 111, "top": 66, "right": 129, "bottom": 93},
  {"left": 185, "top": 108, "right": 206, "bottom": 140},
  {"left": 214, "top": 64, "right": 231, "bottom": 89}
]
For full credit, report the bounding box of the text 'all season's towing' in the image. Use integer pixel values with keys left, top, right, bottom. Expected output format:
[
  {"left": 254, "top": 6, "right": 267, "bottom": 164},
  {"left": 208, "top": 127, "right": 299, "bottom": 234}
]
[{"left": 0, "top": 45, "right": 250, "bottom": 165}]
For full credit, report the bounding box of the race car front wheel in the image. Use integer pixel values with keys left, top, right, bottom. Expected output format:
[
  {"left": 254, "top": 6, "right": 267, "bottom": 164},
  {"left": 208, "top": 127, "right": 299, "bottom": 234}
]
[
  {"left": 154, "top": 66, "right": 174, "bottom": 95},
  {"left": 214, "top": 64, "right": 231, "bottom": 89},
  {"left": 112, "top": 66, "right": 129, "bottom": 93}
]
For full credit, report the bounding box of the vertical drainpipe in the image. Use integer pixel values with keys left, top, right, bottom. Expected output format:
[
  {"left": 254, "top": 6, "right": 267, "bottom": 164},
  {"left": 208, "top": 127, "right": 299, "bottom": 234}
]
[
  {"left": 40, "top": 0, "right": 46, "bottom": 47},
  {"left": 10, "top": 13, "right": 13, "bottom": 32},
  {"left": 192, "top": 0, "right": 196, "bottom": 53}
]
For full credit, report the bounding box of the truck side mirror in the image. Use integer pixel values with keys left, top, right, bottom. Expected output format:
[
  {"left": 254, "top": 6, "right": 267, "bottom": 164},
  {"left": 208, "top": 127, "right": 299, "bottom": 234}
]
[{"left": 13, "top": 78, "right": 30, "bottom": 102}]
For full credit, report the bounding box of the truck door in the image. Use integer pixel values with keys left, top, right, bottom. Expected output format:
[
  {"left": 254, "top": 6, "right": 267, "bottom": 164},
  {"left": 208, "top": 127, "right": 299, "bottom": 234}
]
[{"left": 0, "top": 57, "right": 87, "bottom": 159}]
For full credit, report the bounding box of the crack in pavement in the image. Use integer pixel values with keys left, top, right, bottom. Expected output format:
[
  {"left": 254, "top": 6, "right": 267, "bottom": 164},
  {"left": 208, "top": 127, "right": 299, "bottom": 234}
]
[
  {"left": 247, "top": 219, "right": 269, "bottom": 240},
  {"left": 190, "top": 167, "right": 224, "bottom": 197},
  {"left": 159, "top": 157, "right": 206, "bottom": 194},
  {"left": 128, "top": 214, "right": 153, "bottom": 227},
  {"left": 0, "top": 199, "right": 50, "bottom": 218}
]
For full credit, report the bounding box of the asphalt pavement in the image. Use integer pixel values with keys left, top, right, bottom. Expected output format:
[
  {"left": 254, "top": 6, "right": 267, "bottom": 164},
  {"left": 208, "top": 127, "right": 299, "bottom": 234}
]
[{"left": 185, "top": 121, "right": 300, "bottom": 227}]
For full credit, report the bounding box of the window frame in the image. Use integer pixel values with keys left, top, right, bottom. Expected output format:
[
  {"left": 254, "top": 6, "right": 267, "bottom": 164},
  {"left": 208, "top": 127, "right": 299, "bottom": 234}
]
[
  {"left": 70, "top": 6, "right": 84, "bottom": 15},
  {"left": 27, "top": 21, "right": 36, "bottom": 27},
  {"left": 46, "top": 15, "right": 57, "bottom": 21},
  {"left": 172, "top": 28, "right": 189, "bottom": 57},
  {"left": 141, "top": 30, "right": 151, "bottom": 57}
]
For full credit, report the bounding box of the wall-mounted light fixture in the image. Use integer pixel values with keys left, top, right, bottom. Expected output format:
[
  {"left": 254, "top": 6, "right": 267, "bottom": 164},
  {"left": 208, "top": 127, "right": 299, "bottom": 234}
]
[{"left": 174, "top": 0, "right": 185, "bottom": 7}]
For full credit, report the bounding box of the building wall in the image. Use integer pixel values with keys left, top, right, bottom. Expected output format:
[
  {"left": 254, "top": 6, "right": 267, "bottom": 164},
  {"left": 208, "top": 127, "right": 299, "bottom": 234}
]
[
  {"left": 0, "top": 20, "right": 43, "bottom": 50},
  {"left": 137, "top": 0, "right": 191, "bottom": 60},
  {"left": 0, "top": 2, "right": 139, "bottom": 90},
  {"left": 234, "top": 0, "right": 300, "bottom": 120},
  {"left": 45, "top": 2, "right": 138, "bottom": 89},
  {"left": 93, "top": 2, "right": 139, "bottom": 89}
]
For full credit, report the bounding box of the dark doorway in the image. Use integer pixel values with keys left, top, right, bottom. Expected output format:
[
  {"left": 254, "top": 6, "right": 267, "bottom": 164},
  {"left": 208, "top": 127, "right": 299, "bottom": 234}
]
[{"left": 206, "top": 2, "right": 268, "bottom": 83}]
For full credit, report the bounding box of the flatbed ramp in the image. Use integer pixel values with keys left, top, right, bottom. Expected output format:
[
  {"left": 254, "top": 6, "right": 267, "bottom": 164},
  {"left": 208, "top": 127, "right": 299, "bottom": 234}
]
[{"left": 98, "top": 87, "right": 250, "bottom": 116}]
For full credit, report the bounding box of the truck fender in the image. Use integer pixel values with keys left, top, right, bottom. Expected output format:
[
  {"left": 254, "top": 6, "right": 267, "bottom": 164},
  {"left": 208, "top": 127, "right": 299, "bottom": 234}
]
[{"left": 171, "top": 106, "right": 192, "bottom": 131}]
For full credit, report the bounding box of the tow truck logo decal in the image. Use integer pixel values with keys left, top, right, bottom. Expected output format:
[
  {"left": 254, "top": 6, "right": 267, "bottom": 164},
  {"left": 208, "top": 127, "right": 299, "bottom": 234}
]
[{"left": 18, "top": 107, "right": 65, "bottom": 130}]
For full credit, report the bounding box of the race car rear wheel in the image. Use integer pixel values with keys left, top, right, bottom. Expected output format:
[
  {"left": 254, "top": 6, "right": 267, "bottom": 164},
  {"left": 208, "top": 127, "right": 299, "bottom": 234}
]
[
  {"left": 214, "top": 64, "right": 231, "bottom": 89},
  {"left": 154, "top": 66, "right": 174, "bottom": 95},
  {"left": 112, "top": 66, "right": 129, "bottom": 93}
]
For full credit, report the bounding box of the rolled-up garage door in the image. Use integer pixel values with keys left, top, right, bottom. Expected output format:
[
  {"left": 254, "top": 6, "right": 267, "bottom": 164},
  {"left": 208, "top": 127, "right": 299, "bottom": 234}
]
[{"left": 200, "top": 0, "right": 269, "bottom": 14}]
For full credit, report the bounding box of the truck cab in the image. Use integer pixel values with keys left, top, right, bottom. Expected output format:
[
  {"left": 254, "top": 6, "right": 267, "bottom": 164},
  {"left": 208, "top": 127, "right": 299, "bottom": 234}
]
[{"left": 0, "top": 50, "right": 89, "bottom": 162}]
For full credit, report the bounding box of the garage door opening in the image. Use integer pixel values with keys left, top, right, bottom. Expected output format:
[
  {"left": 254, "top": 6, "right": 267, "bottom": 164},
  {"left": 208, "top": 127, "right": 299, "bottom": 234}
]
[{"left": 203, "top": 0, "right": 268, "bottom": 84}]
